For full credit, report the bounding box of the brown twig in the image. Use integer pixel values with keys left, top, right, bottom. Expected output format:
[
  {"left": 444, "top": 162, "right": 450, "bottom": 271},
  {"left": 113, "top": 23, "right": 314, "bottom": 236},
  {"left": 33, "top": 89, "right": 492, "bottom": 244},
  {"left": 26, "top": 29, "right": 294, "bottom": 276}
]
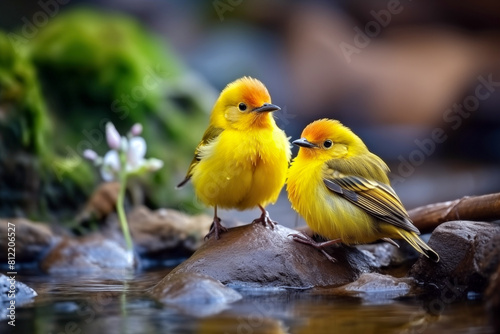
[{"left": 409, "top": 193, "right": 500, "bottom": 234}]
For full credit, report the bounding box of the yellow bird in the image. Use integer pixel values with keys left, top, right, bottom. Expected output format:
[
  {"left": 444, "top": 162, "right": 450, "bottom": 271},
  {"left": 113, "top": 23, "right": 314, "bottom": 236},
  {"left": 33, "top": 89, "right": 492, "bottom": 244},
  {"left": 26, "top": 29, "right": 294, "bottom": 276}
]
[
  {"left": 287, "top": 119, "right": 439, "bottom": 262},
  {"left": 178, "top": 77, "right": 291, "bottom": 239}
]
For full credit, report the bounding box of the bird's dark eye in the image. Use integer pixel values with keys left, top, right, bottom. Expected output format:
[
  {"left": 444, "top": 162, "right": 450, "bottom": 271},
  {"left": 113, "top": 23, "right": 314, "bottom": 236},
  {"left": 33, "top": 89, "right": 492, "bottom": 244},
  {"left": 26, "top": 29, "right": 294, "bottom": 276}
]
[
  {"left": 323, "top": 140, "right": 333, "bottom": 148},
  {"left": 238, "top": 103, "right": 247, "bottom": 111}
]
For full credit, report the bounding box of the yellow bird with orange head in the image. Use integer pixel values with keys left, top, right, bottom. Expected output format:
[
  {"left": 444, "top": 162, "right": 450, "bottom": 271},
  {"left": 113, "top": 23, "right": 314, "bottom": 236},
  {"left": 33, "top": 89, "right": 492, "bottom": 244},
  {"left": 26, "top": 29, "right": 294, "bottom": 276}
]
[
  {"left": 287, "top": 119, "right": 439, "bottom": 262},
  {"left": 178, "top": 77, "right": 291, "bottom": 239}
]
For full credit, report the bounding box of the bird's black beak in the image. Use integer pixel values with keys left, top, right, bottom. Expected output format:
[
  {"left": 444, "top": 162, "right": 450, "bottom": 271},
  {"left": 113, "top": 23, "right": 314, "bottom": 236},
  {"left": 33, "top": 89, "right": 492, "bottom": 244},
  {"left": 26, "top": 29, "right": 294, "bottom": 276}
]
[
  {"left": 252, "top": 103, "right": 281, "bottom": 113},
  {"left": 292, "top": 138, "right": 318, "bottom": 148}
]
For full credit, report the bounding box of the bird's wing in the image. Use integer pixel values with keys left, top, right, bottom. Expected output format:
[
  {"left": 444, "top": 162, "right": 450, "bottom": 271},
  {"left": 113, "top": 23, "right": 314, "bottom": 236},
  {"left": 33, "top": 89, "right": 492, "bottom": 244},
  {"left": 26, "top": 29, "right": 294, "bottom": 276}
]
[
  {"left": 177, "top": 125, "right": 224, "bottom": 188},
  {"left": 323, "top": 169, "right": 420, "bottom": 234}
]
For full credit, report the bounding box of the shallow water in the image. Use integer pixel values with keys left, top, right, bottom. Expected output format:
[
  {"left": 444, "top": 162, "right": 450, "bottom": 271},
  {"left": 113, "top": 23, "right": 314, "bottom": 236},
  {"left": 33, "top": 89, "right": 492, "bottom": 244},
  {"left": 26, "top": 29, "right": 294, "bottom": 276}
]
[{"left": 1, "top": 268, "right": 494, "bottom": 334}]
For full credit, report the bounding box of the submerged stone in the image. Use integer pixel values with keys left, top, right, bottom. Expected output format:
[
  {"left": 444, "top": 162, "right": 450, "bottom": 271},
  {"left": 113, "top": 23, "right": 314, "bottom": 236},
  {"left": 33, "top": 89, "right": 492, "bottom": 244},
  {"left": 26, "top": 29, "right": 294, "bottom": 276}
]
[
  {"left": 0, "top": 274, "right": 37, "bottom": 320},
  {"left": 319, "top": 272, "right": 415, "bottom": 302},
  {"left": 150, "top": 272, "right": 242, "bottom": 317}
]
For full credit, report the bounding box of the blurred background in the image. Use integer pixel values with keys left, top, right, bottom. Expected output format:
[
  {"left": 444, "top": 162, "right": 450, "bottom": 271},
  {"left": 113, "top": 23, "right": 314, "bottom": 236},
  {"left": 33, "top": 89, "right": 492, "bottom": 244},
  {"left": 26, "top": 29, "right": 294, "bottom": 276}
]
[{"left": 1, "top": 0, "right": 499, "bottom": 225}]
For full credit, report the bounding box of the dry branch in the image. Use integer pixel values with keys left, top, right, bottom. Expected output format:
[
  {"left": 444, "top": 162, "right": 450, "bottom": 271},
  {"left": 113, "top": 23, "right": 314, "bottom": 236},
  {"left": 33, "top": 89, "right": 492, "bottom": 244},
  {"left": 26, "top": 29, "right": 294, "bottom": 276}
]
[{"left": 409, "top": 193, "right": 500, "bottom": 234}]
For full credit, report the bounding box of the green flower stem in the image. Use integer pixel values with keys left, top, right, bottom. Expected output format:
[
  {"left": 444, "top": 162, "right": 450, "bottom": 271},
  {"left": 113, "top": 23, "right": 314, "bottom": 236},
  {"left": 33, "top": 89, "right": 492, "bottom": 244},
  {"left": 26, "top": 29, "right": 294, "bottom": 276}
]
[{"left": 117, "top": 151, "right": 133, "bottom": 251}]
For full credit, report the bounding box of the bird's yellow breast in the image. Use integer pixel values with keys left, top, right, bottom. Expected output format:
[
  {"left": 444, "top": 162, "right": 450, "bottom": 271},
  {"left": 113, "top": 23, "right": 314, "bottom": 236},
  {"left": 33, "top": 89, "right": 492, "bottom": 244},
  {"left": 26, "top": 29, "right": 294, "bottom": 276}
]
[
  {"left": 287, "top": 157, "right": 380, "bottom": 244},
  {"left": 192, "top": 127, "right": 290, "bottom": 210}
]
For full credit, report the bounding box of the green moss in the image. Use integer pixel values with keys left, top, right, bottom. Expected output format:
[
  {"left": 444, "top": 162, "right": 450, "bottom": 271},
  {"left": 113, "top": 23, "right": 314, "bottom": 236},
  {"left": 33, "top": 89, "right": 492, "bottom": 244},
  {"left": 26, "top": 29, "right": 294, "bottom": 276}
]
[
  {"left": 27, "top": 8, "right": 214, "bottom": 212},
  {"left": 0, "top": 30, "right": 96, "bottom": 220},
  {"left": 0, "top": 32, "right": 50, "bottom": 159},
  {"left": 0, "top": 8, "right": 215, "bottom": 220}
]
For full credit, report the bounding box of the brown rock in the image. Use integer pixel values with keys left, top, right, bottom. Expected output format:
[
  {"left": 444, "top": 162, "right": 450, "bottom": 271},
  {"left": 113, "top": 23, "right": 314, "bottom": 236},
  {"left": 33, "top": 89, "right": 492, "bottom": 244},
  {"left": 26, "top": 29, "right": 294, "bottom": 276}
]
[
  {"left": 150, "top": 272, "right": 241, "bottom": 316},
  {"left": 40, "top": 234, "right": 135, "bottom": 274},
  {"left": 75, "top": 182, "right": 120, "bottom": 223},
  {"left": 486, "top": 263, "right": 500, "bottom": 332},
  {"left": 409, "top": 221, "right": 500, "bottom": 294},
  {"left": 166, "top": 222, "right": 376, "bottom": 288},
  {"left": 0, "top": 218, "right": 57, "bottom": 263},
  {"left": 126, "top": 206, "right": 212, "bottom": 260}
]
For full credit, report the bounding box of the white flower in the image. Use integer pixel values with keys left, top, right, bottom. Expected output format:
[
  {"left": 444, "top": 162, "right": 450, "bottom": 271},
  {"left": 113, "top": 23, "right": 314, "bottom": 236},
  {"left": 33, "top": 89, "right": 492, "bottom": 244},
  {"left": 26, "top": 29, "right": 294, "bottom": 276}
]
[
  {"left": 101, "top": 150, "right": 121, "bottom": 181},
  {"left": 144, "top": 158, "right": 164, "bottom": 172},
  {"left": 127, "top": 137, "right": 146, "bottom": 170},
  {"left": 130, "top": 123, "right": 143, "bottom": 136},
  {"left": 98, "top": 136, "right": 163, "bottom": 181},
  {"left": 106, "top": 122, "right": 121, "bottom": 150},
  {"left": 83, "top": 149, "right": 98, "bottom": 161},
  {"left": 84, "top": 122, "right": 163, "bottom": 181},
  {"left": 81, "top": 121, "right": 162, "bottom": 253}
]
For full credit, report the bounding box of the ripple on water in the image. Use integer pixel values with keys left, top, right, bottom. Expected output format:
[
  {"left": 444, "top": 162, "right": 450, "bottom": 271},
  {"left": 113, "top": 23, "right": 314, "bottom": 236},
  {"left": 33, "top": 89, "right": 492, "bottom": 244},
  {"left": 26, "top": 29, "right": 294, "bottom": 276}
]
[{"left": 1, "top": 267, "right": 495, "bottom": 334}]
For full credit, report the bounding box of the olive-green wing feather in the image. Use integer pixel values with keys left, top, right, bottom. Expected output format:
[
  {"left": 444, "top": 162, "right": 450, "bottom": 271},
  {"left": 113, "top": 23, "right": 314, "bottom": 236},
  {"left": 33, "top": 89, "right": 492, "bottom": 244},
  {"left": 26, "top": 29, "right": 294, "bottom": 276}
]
[
  {"left": 323, "top": 170, "right": 420, "bottom": 234},
  {"left": 176, "top": 126, "right": 224, "bottom": 188}
]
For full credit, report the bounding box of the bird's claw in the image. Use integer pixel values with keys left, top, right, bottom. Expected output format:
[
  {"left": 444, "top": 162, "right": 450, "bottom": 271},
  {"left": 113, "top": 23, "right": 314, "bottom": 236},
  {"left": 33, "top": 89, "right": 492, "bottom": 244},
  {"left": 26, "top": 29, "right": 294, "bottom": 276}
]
[
  {"left": 320, "top": 251, "right": 337, "bottom": 263},
  {"left": 288, "top": 232, "right": 314, "bottom": 244},
  {"left": 252, "top": 210, "right": 277, "bottom": 229},
  {"left": 204, "top": 217, "right": 227, "bottom": 240},
  {"left": 288, "top": 232, "right": 338, "bottom": 263}
]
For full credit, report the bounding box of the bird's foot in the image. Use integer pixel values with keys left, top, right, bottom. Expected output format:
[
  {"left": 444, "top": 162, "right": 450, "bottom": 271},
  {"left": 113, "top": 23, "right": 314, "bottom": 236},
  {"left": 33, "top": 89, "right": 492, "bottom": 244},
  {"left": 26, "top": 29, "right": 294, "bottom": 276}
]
[
  {"left": 288, "top": 232, "right": 341, "bottom": 263},
  {"left": 204, "top": 217, "right": 227, "bottom": 240},
  {"left": 252, "top": 209, "right": 277, "bottom": 229}
]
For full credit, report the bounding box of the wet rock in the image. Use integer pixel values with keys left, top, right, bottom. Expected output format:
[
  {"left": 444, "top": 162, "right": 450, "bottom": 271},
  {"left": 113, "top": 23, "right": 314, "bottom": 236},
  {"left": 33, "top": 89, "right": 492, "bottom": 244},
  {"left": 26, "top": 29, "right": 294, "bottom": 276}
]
[
  {"left": 299, "top": 226, "right": 420, "bottom": 268},
  {"left": 357, "top": 233, "right": 435, "bottom": 268},
  {"left": 166, "top": 222, "right": 376, "bottom": 288},
  {"left": 126, "top": 206, "right": 212, "bottom": 261},
  {"left": 0, "top": 274, "right": 37, "bottom": 320},
  {"left": 76, "top": 184, "right": 211, "bottom": 262},
  {"left": 409, "top": 221, "right": 500, "bottom": 294},
  {"left": 40, "top": 234, "right": 135, "bottom": 274},
  {"left": 321, "top": 273, "right": 415, "bottom": 302},
  {"left": 150, "top": 272, "right": 242, "bottom": 316},
  {"left": 357, "top": 242, "right": 411, "bottom": 267},
  {"left": 486, "top": 263, "right": 500, "bottom": 332},
  {"left": 0, "top": 218, "right": 58, "bottom": 263},
  {"left": 0, "top": 274, "right": 37, "bottom": 303}
]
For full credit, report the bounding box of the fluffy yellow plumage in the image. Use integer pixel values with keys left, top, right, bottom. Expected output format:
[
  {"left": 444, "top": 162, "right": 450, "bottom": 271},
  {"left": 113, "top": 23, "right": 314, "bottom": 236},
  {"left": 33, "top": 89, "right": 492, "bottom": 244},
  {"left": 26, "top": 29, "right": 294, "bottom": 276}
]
[
  {"left": 287, "top": 119, "right": 439, "bottom": 262},
  {"left": 178, "top": 77, "right": 291, "bottom": 239}
]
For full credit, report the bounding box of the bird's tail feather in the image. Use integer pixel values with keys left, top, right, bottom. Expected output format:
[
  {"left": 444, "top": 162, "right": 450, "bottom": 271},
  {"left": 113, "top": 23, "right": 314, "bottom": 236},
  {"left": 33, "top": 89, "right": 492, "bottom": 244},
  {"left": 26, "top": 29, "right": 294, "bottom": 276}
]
[{"left": 398, "top": 230, "right": 440, "bottom": 262}]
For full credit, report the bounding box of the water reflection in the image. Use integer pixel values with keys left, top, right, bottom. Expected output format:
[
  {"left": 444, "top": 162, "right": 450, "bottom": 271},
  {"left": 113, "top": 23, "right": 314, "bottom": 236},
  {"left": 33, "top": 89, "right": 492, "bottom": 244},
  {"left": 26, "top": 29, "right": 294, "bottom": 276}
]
[{"left": 1, "top": 268, "right": 493, "bottom": 334}]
